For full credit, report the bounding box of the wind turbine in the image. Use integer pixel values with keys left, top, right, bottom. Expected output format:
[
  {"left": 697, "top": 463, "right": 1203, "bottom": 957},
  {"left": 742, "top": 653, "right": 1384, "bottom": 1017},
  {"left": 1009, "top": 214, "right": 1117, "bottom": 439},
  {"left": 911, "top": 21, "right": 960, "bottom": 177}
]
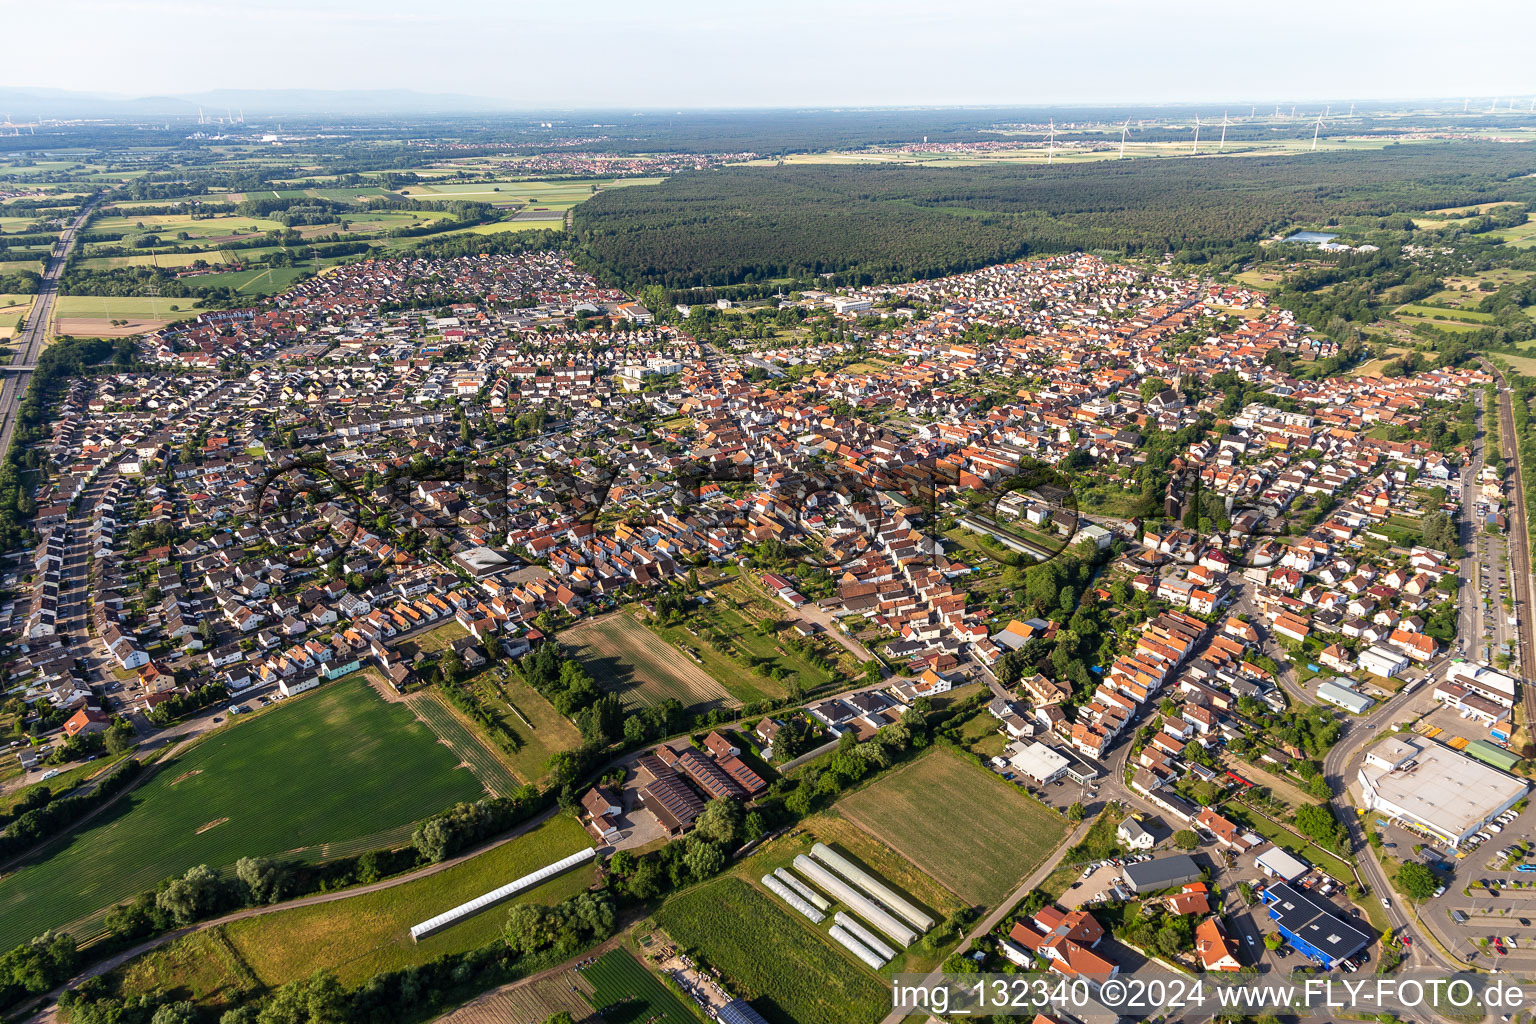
[
  {"left": 1047, "top": 118, "right": 1056, "bottom": 164},
  {"left": 1290, "top": 105, "right": 1296, "bottom": 118},
  {"left": 1311, "top": 112, "right": 1326, "bottom": 151},
  {"left": 1464, "top": 98, "right": 1470, "bottom": 112},
  {"left": 1118, "top": 118, "right": 1130, "bottom": 159},
  {"left": 1191, "top": 115, "right": 1202, "bottom": 155},
  {"left": 1218, "top": 111, "right": 1231, "bottom": 152},
  {"left": 1348, "top": 102, "right": 1355, "bottom": 116}
]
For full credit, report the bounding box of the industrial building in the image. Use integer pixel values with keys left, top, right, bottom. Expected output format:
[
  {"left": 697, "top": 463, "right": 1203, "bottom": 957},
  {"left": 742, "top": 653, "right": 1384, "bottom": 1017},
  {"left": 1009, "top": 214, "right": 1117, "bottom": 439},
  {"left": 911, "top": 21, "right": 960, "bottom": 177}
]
[
  {"left": 1314, "top": 679, "right": 1375, "bottom": 714},
  {"left": 1260, "top": 882, "right": 1371, "bottom": 969},
  {"left": 1122, "top": 854, "right": 1203, "bottom": 894},
  {"left": 1254, "top": 846, "right": 1310, "bottom": 882},
  {"left": 1009, "top": 741, "right": 1070, "bottom": 785},
  {"left": 1357, "top": 736, "right": 1528, "bottom": 846}
]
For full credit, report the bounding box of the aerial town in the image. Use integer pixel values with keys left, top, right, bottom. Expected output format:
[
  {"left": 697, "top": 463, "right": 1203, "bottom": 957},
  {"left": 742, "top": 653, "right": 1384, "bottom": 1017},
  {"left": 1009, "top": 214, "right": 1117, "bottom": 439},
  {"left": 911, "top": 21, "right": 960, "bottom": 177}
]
[{"left": 2, "top": 54, "right": 1536, "bottom": 1024}]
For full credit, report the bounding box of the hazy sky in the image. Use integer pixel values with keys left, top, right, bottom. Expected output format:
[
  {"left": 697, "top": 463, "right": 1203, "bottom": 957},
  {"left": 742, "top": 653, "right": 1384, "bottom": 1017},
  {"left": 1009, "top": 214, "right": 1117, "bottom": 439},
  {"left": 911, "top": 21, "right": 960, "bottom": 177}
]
[{"left": 9, "top": 0, "right": 1536, "bottom": 108}]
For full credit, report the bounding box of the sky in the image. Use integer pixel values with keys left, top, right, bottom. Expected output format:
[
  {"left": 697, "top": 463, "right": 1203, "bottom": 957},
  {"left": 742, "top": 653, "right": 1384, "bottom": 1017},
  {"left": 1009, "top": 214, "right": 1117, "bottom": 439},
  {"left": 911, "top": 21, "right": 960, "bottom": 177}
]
[{"left": 7, "top": 0, "right": 1536, "bottom": 109}]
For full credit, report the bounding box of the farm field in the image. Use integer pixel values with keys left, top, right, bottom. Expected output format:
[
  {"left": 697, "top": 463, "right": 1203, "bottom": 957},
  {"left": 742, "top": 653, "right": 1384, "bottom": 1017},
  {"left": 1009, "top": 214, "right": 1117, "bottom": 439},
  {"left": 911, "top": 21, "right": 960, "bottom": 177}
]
[
  {"left": 726, "top": 811, "right": 962, "bottom": 977},
  {"left": 562, "top": 611, "right": 742, "bottom": 712},
  {"left": 216, "top": 814, "right": 592, "bottom": 987},
  {"left": 90, "top": 211, "right": 288, "bottom": 238},
  {"left": 399, "top": 177, "right": 662, "bottom": 208},
  {"left": 434, "top": 967, "right": 599, "bottom": 1024},
  {"left": 1395, "top": 303, "right": 1496, "bottom": 322},
  {"left": 834, "top": 746, "right": 1068, "bottom": 906},
  {"left": 406, "top": 689, "right": 523, "bottom": 795},
  {"left": 178, "top": 264, "right": 314, "bottom": 295},
  {"left": 581, "top": 948, "right": 699, "bottom": 1024},
  {"left": 0, "top": 675, "right": 489, "bottom": 949},
  {"left": 53, "top": 295, "right": 195, "bottom": 320},
  {"left": 655, "top": 875, "right": 887, "bottom": 1024},
  {"left": 639, "top": 580, "right": 850, "bottom": 704}
]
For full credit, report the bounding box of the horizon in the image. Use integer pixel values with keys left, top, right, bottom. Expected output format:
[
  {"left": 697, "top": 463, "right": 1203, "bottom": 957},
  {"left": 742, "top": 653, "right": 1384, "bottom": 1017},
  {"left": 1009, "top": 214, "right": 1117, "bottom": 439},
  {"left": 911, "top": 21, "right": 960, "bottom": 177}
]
[{"left": 8, "top": 0, "right": 1536, "bottom": 111}]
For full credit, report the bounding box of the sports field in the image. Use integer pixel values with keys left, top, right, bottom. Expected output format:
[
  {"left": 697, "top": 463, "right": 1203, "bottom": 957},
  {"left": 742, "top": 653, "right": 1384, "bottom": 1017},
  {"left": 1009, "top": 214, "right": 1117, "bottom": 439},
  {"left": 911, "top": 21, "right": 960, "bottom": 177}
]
[
  {"left": 488, "top": 669, "right": 583, "bottom": 784},
  {"left": 218, "top": 814, "right": 592, "bottom": 986},
  {"left": 656, "top": 875, "right": 887, "bottom": 1024},
  {"left": 0, "top": 675, "right": 489, "bottom": 948},
  {"left": 834, "top": 746, "right": 1069, "bottom": 906},
  {"left": 562, "top": 612, "right": 740, "bottom": 712},
  {"left": 581, "top": 948, "right": 700, "bottom": 1024}
]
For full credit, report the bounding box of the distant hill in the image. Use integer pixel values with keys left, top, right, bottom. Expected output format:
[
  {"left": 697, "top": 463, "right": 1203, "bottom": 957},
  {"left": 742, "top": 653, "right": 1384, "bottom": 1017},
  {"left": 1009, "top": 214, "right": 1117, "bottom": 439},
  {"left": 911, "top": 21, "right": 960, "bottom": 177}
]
[{"left": 0, "top": 86, "right": 512, "bottom": 119}]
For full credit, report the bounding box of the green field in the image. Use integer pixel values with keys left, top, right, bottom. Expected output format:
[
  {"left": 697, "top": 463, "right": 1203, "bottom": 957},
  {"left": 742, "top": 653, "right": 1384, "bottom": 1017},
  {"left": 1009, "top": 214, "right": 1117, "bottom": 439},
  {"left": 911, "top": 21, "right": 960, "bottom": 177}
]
[
  {"left": 0, "top": 676, "right": 489, "bottom": 948},
  {"left": 408, "top": 691, "right": 522, "bottom": 795},
  {"left": 53, "top": 295, "right": 195, "bottom": 321},
  {"left": 833, "top": 746, "right": 1068, "bottom": 906},
  {"left": 1395, "top": 303, "right": 1497, "bottom": 323},
  {"left": 219, "top": 814, "right": 591, "bottom": 986},
  {"left": 581, "top": 948, "right": 700, "bottom": 1024},
  {"left": 180, "top": 264, "right": 315, "bottom": 295},
  {"left": 91, "top": 211, "right": 287, "bottom": 239},
  {"left": 655, "top": 875, "right": 887, "bottom": 1024}
]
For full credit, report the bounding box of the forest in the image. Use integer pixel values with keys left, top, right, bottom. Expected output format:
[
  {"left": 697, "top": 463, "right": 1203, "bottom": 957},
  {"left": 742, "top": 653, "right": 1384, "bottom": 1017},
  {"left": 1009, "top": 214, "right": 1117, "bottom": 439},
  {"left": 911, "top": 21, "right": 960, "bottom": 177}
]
[{"left": 572, "top": 144, "right": 1536, "bottom": 288}]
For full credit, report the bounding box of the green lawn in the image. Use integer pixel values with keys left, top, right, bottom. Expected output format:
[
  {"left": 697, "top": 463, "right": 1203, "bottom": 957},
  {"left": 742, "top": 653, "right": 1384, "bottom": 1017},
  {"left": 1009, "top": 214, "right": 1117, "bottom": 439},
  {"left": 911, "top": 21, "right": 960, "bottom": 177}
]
[
  {"left": 0, "top": 676, "right": 490, "bottom": 948},
  {"left": 833, "top": 746, "right": 1069, "bottom": 906},
  {"left": 656, "top": 875, "right": 888, "bottom": 1024}
]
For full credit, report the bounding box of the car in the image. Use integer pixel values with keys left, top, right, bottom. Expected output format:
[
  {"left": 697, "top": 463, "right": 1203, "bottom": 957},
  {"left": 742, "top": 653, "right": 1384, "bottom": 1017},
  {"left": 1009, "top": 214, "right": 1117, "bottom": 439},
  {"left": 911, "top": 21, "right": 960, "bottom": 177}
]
[
  {"left": 39, "top": 768, "right": 60, "bottom": 780},
  {"left": 1508, "top": 936, "right": 1519, "bottom": 949},
  {"left": 1494, "top": 938, "right": 1508, "bottom": 956},
  {"left": 1246, "top": 935, "right": 1255, "bottom": 946},
  {"left": 1400, "top": 936, "right": 1412, "bottom": 949},
  {"left": 1384, "top": 842, "right": 1396, "bottom": 848},
  {"left": 1380, "top": 897, "right": 1392, "bottom": 909}
]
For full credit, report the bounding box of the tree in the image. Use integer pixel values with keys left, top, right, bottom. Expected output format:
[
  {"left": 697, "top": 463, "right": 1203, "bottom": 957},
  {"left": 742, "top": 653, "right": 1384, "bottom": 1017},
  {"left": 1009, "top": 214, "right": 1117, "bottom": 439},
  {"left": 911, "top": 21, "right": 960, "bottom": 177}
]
[
  {"left": 104, "top": 718, "right": 136, "bottom": 755},
  {"left": 151, "top": 1003, "right": 199, "bottom": 1024},
  {"left": 1067, "top": 802, "right": 1086, "bottom": 822},
  {"left": 235, "top": 856, "right": 288, "bottom": 905},
  {"left": 1264, "top": 932, "right": 1283, "bottom": 950},
  {"left": 1172, "top": 829, "right": 1201, "bottom": 851},
  {"left": 694, "top": 798, "right": 743, "bottom": 846},
  {"left": 156, "top": 864, "right": 226, "bottom": 925},
  {"left": 684, "top": 837, "right": 725, "bottom": 880},
  {"left": 1397, "top": 861, "right": 1439, "bottom": 902}
]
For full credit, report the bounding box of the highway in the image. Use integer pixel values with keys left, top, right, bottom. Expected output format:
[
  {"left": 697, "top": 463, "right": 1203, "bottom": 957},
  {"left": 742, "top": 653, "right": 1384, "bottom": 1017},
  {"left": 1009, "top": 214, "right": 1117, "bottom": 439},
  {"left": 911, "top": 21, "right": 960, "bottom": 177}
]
[{"left": 0, "top": 198, "right": 99, "bottom": 457}]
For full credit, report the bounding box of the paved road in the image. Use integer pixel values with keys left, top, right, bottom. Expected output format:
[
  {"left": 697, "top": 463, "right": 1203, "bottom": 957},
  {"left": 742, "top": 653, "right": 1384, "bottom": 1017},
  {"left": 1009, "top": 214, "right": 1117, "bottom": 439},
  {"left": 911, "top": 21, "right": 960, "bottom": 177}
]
[
  {"left": 1483, "top": 361, "right": 1536, "bottom": 735},
  {"left": 0, "top": 199, "right": 99, "bottom": 457}
]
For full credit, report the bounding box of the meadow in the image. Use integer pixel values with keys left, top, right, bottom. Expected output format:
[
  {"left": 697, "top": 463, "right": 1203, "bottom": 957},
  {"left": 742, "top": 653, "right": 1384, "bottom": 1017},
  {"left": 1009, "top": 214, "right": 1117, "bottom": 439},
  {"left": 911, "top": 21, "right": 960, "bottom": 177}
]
[
  {"left": 834, "top": 746, "right": 1068, "bottom": 906},
  {"left": 119, "top": 814, "right": 593, "bottom": 1003},
  {"left": 0, "top": 675, "right": 489, "bottom": 948},
  {"left": 655, "top": 875, "right": 888, "bottom": 1024},
  {"left": 53, "top": 295, "right": 196, "bottom": 320},
  {"left": 217, "top": 814, "right": 592, "bottom": 987},
  {"left": 480, "top": 668, "right": 583, "bottom": 785}
]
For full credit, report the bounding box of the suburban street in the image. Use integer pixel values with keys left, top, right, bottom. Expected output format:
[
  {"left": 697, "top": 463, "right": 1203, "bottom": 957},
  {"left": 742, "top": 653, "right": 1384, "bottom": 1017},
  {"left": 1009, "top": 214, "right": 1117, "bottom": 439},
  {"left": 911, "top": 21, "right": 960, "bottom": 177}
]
[{"left": 0, "top": 198, "right": 99, "bottom": 456}]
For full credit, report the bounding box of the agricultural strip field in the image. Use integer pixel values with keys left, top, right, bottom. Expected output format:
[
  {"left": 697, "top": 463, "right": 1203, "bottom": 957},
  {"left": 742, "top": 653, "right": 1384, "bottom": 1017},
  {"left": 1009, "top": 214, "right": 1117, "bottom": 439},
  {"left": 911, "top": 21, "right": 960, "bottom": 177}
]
[
  {"left": 123, "top": 815, "right": 593, "bottom": 997},
  {"left": 434, "top": 969, "right": 598, "bottom": 1024},
  {"left": 562, "top": 611, "right": 740, "bottom": 712},
  {"left": 407, "top": 689, "right": 523, "bottom": 795},
  {"left": 0, "top": 675, "right": 489, "bottom": 948},
  {"left": 581, "top": 948, "right": 700, "bottom": 1024},
  {"left": 655, "top": 875, "right": 888, "bottom": 1024},
  {"left": 834, "top": 746, "right": 1069, "bottom": 906}
]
